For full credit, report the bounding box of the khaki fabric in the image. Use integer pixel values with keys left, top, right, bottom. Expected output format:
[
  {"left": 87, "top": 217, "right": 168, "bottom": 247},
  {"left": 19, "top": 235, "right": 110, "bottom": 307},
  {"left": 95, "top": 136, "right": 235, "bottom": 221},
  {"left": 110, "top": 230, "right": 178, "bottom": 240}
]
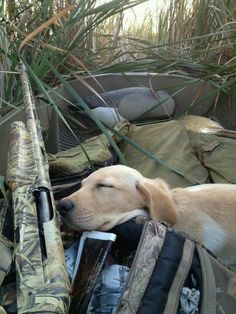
[
  {"left": 188, "top": 131, "right": 236, "bottom": 183},
  {"left": 47, "top": 119, "right": 236, "bottom": 187},
  {"left": 120, "top": 120, "right": 209, "bottom": 188},
  {"left": 48, "top": 134, "right": 112, "bottom": 177},
  {"left": 48, "top": 122, "right": 130, "bottom": 177}
]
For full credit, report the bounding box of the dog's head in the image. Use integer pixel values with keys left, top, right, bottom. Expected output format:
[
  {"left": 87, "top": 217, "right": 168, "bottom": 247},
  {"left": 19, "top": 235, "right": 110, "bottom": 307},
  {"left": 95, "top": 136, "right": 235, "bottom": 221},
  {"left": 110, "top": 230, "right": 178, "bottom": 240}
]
[{"left": 58, "top": 165, "right": 178, "bottom": 231}]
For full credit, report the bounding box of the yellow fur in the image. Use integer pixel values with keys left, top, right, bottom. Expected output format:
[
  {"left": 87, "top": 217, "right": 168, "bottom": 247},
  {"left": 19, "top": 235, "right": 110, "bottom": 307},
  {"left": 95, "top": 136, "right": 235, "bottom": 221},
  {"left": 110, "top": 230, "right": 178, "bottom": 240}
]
[{"left": 60, "top": 165, "right": 236, "bottom": 266}]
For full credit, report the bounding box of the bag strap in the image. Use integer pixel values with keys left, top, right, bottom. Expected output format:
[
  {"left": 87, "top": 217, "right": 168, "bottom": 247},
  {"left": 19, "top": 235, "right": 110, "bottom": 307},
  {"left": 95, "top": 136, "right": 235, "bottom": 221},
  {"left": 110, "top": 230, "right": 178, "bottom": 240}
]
[
  {"left": 196, "top": 244, "right": 216, "bottom": 314},
  {"left": 163, "top": 238, "right": 195, "bottom": 314},
  {"left": 117, "top": 221, "right": 166, "bottom": 314}
]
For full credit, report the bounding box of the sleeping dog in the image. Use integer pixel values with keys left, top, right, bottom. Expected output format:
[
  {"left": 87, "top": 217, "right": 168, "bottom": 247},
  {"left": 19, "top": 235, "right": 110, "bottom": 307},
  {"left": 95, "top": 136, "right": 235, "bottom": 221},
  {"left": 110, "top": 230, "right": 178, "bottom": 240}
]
[{"left": 59, "top": 165, "right": 236, "bottom": 266}]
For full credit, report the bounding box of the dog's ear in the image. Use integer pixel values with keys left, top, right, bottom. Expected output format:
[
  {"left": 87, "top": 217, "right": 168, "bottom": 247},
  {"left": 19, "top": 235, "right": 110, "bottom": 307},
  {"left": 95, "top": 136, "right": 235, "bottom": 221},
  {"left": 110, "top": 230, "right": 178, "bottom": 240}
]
[{"left": 136, "top": 178, "right": 179, "bottom": 225}]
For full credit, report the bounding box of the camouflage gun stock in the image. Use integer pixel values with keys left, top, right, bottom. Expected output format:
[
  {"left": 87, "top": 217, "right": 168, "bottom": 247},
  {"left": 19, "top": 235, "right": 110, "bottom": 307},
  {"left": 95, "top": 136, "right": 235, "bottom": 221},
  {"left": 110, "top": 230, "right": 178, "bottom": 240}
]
[{"left": 6, "top": 63, "right": 70, "bottom": 313}]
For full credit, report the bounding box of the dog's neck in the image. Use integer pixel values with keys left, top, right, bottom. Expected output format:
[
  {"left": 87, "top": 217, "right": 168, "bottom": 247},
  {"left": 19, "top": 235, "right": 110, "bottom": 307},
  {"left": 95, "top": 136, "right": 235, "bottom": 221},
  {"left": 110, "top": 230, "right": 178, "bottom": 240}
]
[
  {"left": 100, "top": 209, "right": 149, "bottom": 231},
  {"left": 116, "top": 209, "right": 149, "bottom": 226}
]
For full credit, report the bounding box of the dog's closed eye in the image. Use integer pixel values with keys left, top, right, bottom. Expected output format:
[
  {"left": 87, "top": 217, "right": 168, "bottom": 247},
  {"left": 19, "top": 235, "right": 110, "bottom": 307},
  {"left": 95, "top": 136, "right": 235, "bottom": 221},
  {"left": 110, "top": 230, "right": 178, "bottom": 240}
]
[{"left": 96, "top": 183, "right": 114, "bottom": 189}]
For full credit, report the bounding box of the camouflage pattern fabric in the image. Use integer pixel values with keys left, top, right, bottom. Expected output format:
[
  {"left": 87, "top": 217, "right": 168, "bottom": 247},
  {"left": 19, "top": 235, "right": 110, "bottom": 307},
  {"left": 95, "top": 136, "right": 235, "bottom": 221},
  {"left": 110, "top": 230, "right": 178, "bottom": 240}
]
[
  {"left": 12, "top": 185, "right": 69, "bottom": 313},
  {"left": 0, "top": 198, "right": 13, "bottom": 287},
  {"left": 0, "top": 281, "right": 17, "bottom": 313},
  {"left": 6, "top": 122, "right": 37, "bottom": 190},
  {"left": 0, "top": 193, "right": 15, "bottom": 312},
  {"left": 0, "top": 306, "right": 7, "bottom": 314},
  {"left": 117, "top": 221, "right": 166, "bottom": 314},
  {"left": 6, "top": 68, "right": 70, "bottom": 314}
]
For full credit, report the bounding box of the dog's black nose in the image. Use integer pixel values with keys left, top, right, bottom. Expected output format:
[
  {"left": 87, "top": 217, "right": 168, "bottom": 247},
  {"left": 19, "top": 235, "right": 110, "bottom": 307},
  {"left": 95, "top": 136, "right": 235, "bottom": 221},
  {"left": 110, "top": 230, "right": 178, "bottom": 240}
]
[{"left": 59, "top": 199, "right": 74, "bottom": 216}]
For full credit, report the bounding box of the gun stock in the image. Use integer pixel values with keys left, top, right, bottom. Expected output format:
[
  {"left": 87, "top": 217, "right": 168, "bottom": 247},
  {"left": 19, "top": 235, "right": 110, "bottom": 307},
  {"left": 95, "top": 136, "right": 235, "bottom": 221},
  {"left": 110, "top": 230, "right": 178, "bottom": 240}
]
[{"left": 6, "top": 63, "right": 70, "bottom": 313}]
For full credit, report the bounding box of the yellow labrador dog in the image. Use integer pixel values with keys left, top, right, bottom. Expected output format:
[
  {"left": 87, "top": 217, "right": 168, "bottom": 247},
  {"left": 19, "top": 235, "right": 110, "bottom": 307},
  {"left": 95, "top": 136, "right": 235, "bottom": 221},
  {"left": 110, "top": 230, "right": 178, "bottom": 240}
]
[{"left": 59, "top": 165, "right": 236, "bottom": 266}]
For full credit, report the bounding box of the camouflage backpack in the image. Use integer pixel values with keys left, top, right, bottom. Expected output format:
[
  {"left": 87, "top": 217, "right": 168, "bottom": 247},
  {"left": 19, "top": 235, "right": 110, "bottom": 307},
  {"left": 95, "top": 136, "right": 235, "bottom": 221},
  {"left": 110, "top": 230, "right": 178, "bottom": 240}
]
[{"left": 110, "top": 219, "right": 236, "bottom": 314}]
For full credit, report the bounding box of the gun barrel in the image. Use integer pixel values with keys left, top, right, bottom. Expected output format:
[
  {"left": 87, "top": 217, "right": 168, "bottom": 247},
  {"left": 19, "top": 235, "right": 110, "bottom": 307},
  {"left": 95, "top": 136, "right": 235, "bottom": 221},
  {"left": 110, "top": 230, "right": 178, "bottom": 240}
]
[
  {"left": 6, "top": 64, "right": 70, "bottom": 313},
  {"left": 19, "top": 63, "right": 50, "bottom": 188}
]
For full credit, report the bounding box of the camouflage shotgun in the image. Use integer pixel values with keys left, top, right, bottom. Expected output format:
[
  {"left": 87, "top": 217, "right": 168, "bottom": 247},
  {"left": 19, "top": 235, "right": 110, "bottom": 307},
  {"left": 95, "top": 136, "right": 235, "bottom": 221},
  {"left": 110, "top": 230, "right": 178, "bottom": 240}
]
[{"left": 6, "top": 63, "right": 70, "bottom": 313}]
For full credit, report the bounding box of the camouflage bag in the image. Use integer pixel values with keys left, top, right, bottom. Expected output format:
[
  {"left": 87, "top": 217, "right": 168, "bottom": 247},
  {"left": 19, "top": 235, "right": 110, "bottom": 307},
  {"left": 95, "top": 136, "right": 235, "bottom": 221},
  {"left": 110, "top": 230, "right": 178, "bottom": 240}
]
[{"left": 109, "top": 220, "right": 236, "bottom": 314}]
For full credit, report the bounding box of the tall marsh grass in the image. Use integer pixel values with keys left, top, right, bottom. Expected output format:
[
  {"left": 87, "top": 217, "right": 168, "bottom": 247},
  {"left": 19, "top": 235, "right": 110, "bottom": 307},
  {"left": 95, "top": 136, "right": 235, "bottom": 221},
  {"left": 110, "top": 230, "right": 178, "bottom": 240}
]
[
  {"left": 95, "top": 0, "right": 236, "bottom": 79},
  {"left": 0, "top": 0, "right": 147, "bottom": 106},
  {"left": 1, "top": 0, "right": 236, "bottom": 184},
  {"left": 1, "top": 0, "right": 236, "bottom": 109}
]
